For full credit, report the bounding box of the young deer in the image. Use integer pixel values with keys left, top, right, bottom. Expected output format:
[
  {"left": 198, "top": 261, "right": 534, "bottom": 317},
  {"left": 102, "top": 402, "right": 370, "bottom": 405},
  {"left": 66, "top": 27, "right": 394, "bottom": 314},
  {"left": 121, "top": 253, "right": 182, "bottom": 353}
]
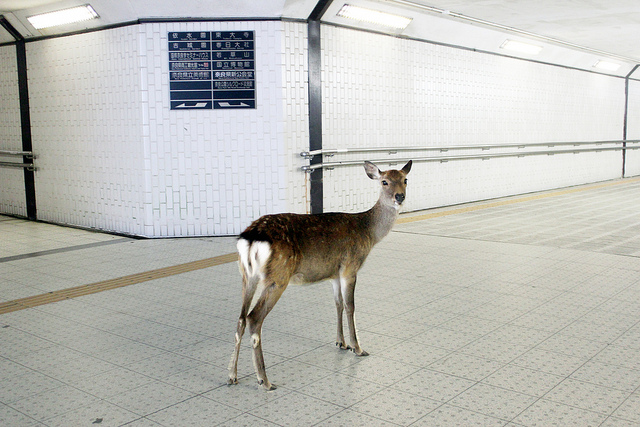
[{"left": 228, "top": 160, "right": 412, "bottom": 390}]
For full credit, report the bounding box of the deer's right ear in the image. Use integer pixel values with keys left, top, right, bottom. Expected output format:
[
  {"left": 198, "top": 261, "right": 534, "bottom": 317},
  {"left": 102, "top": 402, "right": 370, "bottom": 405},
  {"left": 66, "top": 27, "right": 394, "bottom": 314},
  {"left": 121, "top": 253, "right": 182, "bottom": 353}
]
[{"left": 364, "top": 161, "right": 381, "bottom": 180}]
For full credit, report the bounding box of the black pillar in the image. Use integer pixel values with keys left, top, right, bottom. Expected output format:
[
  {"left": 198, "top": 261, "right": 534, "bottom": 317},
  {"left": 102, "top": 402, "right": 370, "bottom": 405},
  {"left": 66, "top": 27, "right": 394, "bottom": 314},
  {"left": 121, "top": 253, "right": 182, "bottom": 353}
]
[
  {"left": 307, "top": 0, "right": 332, "bottom": 214},
  {"left": 1, "top": 16, "right": 36, "bottom": 220}
]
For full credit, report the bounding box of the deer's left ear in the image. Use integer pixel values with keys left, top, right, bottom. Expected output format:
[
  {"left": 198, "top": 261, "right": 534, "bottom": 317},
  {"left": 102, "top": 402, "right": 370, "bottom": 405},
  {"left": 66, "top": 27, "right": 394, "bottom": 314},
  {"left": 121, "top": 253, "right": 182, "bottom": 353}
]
[
  {"left": 364, "top": 161, "right": 381, "bottom": 180},
  {"left": 401, "top": 160, "right": 412, "bottom": 175}
]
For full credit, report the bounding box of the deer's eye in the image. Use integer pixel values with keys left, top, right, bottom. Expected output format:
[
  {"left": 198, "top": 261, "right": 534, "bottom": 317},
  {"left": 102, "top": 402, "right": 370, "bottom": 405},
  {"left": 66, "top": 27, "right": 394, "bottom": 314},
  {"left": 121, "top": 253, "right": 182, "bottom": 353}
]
[
  {"left": 382, "top": 180, "right": 389, "bottom": 186},
  {"left": 404, "top": 179, "right": 408, "bottom": 184}
]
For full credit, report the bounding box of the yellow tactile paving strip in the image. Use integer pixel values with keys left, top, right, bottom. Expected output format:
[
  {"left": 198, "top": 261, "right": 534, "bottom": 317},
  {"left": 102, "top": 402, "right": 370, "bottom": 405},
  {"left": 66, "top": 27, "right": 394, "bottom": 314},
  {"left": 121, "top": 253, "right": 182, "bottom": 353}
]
[
  {"left": 0, "top": 253, "right": 238, "bottom": 314},
  {"left": 2, "top": 177, "right": 639, "bottom": 315},
  {"left": 397, "top": 177, "right": 640, "bottom": 224}
]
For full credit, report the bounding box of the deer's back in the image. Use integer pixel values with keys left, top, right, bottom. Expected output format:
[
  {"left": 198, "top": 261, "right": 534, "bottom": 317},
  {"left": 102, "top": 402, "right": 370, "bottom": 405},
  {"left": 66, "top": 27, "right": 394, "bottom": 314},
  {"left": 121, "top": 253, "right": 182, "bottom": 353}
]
[{"left": 239, "top": 212, "right": 375, "bottom": 283}]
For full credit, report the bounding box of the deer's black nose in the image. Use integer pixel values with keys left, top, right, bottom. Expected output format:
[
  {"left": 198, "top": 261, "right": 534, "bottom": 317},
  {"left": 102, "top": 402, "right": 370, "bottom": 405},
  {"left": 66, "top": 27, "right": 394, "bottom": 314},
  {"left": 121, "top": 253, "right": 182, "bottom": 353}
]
[{"left": 395, "top": 193, "right": 405, "bottom": 203}]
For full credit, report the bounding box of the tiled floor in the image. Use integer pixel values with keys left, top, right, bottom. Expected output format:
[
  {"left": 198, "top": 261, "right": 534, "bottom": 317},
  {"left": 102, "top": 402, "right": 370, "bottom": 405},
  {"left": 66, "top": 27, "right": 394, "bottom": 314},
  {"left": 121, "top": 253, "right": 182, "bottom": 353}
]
[{"left": 1, "top": 177, "right": 640, "bottom": 426}]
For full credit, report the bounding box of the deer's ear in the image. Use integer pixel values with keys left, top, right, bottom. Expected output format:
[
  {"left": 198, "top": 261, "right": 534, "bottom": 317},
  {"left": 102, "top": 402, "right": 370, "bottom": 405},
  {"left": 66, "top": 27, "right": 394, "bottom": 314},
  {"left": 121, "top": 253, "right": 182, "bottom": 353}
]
[
  {"left": 401, "top": 160, "right": 412, "bottom": 175},
  {"left": 364, "top": 161, "right": 381, "bottom": 180}
]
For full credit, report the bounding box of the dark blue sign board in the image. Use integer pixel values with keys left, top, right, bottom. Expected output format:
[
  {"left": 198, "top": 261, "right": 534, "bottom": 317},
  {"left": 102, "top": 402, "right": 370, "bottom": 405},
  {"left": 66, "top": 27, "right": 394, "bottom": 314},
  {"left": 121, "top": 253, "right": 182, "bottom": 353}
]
[{"left": 169, "top": 31, "right": 255, "bottom": 110}]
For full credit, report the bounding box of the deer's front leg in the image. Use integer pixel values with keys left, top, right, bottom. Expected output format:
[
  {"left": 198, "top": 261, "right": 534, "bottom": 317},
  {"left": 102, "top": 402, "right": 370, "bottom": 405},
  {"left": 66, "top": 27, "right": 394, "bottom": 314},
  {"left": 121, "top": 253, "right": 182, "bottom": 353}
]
[
  {"left": 340, "top": 274, "right": 368, "bottom": 356},
  {"left": 332, "top": 278, "right": 347, "bottom": 350}
]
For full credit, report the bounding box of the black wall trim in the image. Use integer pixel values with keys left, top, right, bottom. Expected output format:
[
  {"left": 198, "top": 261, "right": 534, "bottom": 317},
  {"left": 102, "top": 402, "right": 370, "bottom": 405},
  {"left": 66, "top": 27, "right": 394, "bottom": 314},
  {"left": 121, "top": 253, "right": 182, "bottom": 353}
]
[
  {"left": 307, "top": 1, "right": 332, "bottom": 214},
  {"left": 307, "top": 20, "right": 323, "bottom": 214},
  {"left": 309, "top": 0, "right": 333, "bottom": 21},
  {"left": 1, "top": 17, "right": 37, "bottom": 220},
  {"left": 307, "top": 6, "right": 330, "bottom": 214},
  {"left": 16, "top": 39, "right": 37, "bottom": 220}
]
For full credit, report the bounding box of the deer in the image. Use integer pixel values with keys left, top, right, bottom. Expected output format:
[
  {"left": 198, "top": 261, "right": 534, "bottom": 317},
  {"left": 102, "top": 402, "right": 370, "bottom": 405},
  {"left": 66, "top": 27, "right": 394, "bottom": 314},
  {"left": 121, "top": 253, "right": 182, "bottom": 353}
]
[{"left": 227, "top": 160, "right": 412, "bottom": 390}]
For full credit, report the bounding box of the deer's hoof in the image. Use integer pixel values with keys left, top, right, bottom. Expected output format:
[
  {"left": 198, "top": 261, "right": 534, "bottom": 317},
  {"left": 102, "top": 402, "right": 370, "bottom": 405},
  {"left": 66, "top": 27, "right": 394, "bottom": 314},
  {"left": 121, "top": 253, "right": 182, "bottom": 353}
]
[
  {"left": 227, "top": 377, "right": 238, "bottom": 385},
  {"left": 336, "top": 342, "right": 348, "bottom": 350},
  {"left": 353, "top": 348, "right": 369, "bottom": 357},
  {"left": 258, "top": 379, "right": 277, "bottom": 391}
]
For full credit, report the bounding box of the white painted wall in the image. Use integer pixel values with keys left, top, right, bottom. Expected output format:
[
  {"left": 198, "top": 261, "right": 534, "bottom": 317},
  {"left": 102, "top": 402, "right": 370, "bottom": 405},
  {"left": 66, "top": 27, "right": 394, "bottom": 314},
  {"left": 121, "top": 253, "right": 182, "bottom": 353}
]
[
  {"left": 0, "top": 45, "right": 26, "bottom": 217},
  {"left": 320, "top": 25, "right": 629, "bottom": 213}
]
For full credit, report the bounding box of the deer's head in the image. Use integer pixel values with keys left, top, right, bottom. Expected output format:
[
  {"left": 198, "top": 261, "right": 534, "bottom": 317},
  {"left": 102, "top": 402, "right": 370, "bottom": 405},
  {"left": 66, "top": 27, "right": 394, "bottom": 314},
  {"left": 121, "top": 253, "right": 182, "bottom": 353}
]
[{"left": 364, "top": 160, "right": 412, "bottom": 210}]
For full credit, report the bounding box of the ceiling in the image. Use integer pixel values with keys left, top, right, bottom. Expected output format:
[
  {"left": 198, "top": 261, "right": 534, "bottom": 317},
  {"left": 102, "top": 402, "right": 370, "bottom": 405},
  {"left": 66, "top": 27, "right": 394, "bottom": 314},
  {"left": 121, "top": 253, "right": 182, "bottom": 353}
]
[{"left": 1, "top": 0, "right": 639, "bottom": 75}]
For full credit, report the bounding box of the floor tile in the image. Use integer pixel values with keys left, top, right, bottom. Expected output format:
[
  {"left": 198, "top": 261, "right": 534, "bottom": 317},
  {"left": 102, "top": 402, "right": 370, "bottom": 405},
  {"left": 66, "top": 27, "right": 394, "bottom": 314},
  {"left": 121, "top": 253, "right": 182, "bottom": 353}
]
[
  {"left": 0, "top": 403, "right": 44, "bottom": 427},
  {"left": 543, "top": 379, "right": 631, "bottom": 415},
  {"left": 349, "top": 387, "right": 440, "bottom": 425},
  {"left": 296, "top": 373, "right": 384, "bottom": 407},
  {"left": 428, "top": 352, "right": 505, "bottom": 382},
  {"left": 448, "top": 383, "right": 537, "bottom": 421},
  {"left": 247, "top": 391, "right": 344, "bottom": 426},
  {"left": 44, "top": 400, "right": 140, "bottom": 427},
  {"left": 146, "top": 395, "right": 243, "bottom": 426},
  {"left": 482, "top": 364, "right": 565, "bottom": 397},
  {"left": 512, "top": 399, "right": 607, "bottom": 426},
  {"left": 8, "top": 385, "right": 101, "bottom": 422},
  {"left": 104, "top": 381, "right": 195, "bottom": 416},
  {"left": 610, "top": 392, "right": 640, "bottom": 424},
  {"left": 314, "top": 408, "right": 399, "bottom": 426},
  {"left": 392, "top": 368, "right": 475, "bottom": 402},
  {"left": 412, "top": 403, "right": 507, "bottom": 426}
]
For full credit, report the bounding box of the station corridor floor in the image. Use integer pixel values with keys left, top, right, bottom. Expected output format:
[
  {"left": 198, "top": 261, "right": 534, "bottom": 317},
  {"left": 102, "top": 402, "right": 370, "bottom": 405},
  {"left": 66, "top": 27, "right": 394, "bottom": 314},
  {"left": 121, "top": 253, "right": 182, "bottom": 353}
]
[{"left": 2, "top": 177, "right": 640, "bottom": 426}]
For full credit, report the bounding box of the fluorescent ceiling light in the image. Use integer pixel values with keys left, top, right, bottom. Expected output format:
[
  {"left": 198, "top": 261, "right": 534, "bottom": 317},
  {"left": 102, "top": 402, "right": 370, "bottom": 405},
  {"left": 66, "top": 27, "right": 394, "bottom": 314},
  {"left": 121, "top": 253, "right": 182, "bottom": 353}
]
[
  {"left": 593, "top": 60, "right": 620, "bottom": 72},
  {"left": 500, "top": 39, "right": 543, "bottom": 55},
  {"left": 27, "top": 4, "right": 99, "bottom": 30},
  {"left": 337, "top": 4, "right": 412, "bottom": 30}
]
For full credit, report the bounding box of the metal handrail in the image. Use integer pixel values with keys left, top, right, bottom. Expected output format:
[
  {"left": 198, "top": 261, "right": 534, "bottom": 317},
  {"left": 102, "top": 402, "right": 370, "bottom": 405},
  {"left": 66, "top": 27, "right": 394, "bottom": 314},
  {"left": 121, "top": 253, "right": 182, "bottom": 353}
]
[
  {"left": 0, "top": 149, "right": 36, "bottom": 171},
  {"left": 300, "top": 140, "right": 639, "bottom": 159},
  {"left": 0, "top": 161, "right": 35, "bottom": 171},
  {"left": 0, "top": 149, "right": 34, "bottom": 158},
  {"left": 301, "top": 140, "right": 640, "bottom": 172}
]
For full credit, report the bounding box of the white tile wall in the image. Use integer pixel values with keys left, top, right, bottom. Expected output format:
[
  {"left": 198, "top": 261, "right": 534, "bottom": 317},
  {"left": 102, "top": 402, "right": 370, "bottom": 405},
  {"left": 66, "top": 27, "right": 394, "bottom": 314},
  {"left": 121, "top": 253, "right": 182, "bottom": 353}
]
[
  {"left": 0, "top": 45, "right": 26, "bottom": 217},
  {"left": 16, "top": 21, "right": 309, "bottom": 237},
  {"left": 320, "top": 25, "right": 629, "bottom": 213},
  {"left": 140, "top": 21, "right": 294, "bottom": 236},
  {"left": 282, "top": 21, "right": 310, "bottom": 214},
  {"left": 27, "top": 27, "right": 147, "bottom": 235},
  {"left": 625, "top": 79, "right": 640, "bottom": 177}
]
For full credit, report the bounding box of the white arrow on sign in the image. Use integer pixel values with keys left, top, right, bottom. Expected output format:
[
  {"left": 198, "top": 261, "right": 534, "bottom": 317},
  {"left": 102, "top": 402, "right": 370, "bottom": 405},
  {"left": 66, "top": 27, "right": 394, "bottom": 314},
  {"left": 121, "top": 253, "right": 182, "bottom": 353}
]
[
  {"left": 175, "top": 102, "right": 209, "bottom": 108},
  {"left": 218, "top": 102, "right": 250, "bottom": 107}
]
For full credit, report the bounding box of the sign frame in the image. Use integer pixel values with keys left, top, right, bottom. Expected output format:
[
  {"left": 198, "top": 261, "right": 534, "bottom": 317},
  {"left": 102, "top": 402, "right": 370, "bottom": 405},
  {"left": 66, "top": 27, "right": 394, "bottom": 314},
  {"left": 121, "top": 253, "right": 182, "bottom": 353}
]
[{"left": 168, "top": 31, "right": 256, "bottom": 110}]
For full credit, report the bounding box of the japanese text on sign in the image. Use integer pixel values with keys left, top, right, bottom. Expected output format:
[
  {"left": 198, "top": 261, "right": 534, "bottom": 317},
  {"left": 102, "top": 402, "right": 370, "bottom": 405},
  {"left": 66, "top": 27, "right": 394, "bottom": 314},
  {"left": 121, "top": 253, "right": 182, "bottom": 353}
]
[{"left": 168, "top": 31, "right": 255, "bottom": 110}]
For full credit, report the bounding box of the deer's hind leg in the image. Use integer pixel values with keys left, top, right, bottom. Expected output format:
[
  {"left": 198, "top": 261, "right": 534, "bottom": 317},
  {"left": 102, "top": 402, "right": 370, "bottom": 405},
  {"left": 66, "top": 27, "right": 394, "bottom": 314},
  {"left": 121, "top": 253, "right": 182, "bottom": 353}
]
[
  {"left": 227, "top": 267, "right": 259, "bottom": 385},
  {"left": 246, "top": 277, "right": 288, "bottom": 391}
]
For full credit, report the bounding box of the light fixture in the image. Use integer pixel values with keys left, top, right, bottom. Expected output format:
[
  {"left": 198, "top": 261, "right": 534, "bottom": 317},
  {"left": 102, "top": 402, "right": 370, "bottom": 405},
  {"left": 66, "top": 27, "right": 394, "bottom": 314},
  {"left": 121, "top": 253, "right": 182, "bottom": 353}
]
[
  {"left": 27, "top": 4, "right": 99, "bottom": 30},
  {"left": 336, "top": 4, "right": 412, "bottom": 30},
  {"left": 500, "top": 40, "right": 543, "bottom": 55},
  {"left": 593, "top": 60, "right": 620, "bottom": 72}
]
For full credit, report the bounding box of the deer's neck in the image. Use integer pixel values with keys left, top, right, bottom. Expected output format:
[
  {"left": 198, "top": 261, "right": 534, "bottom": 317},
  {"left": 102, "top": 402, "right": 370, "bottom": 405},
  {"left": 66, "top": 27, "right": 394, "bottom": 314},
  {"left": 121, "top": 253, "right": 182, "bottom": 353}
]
[{"left": 366, "top": 200, "right": 400, "bottom": 244}]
